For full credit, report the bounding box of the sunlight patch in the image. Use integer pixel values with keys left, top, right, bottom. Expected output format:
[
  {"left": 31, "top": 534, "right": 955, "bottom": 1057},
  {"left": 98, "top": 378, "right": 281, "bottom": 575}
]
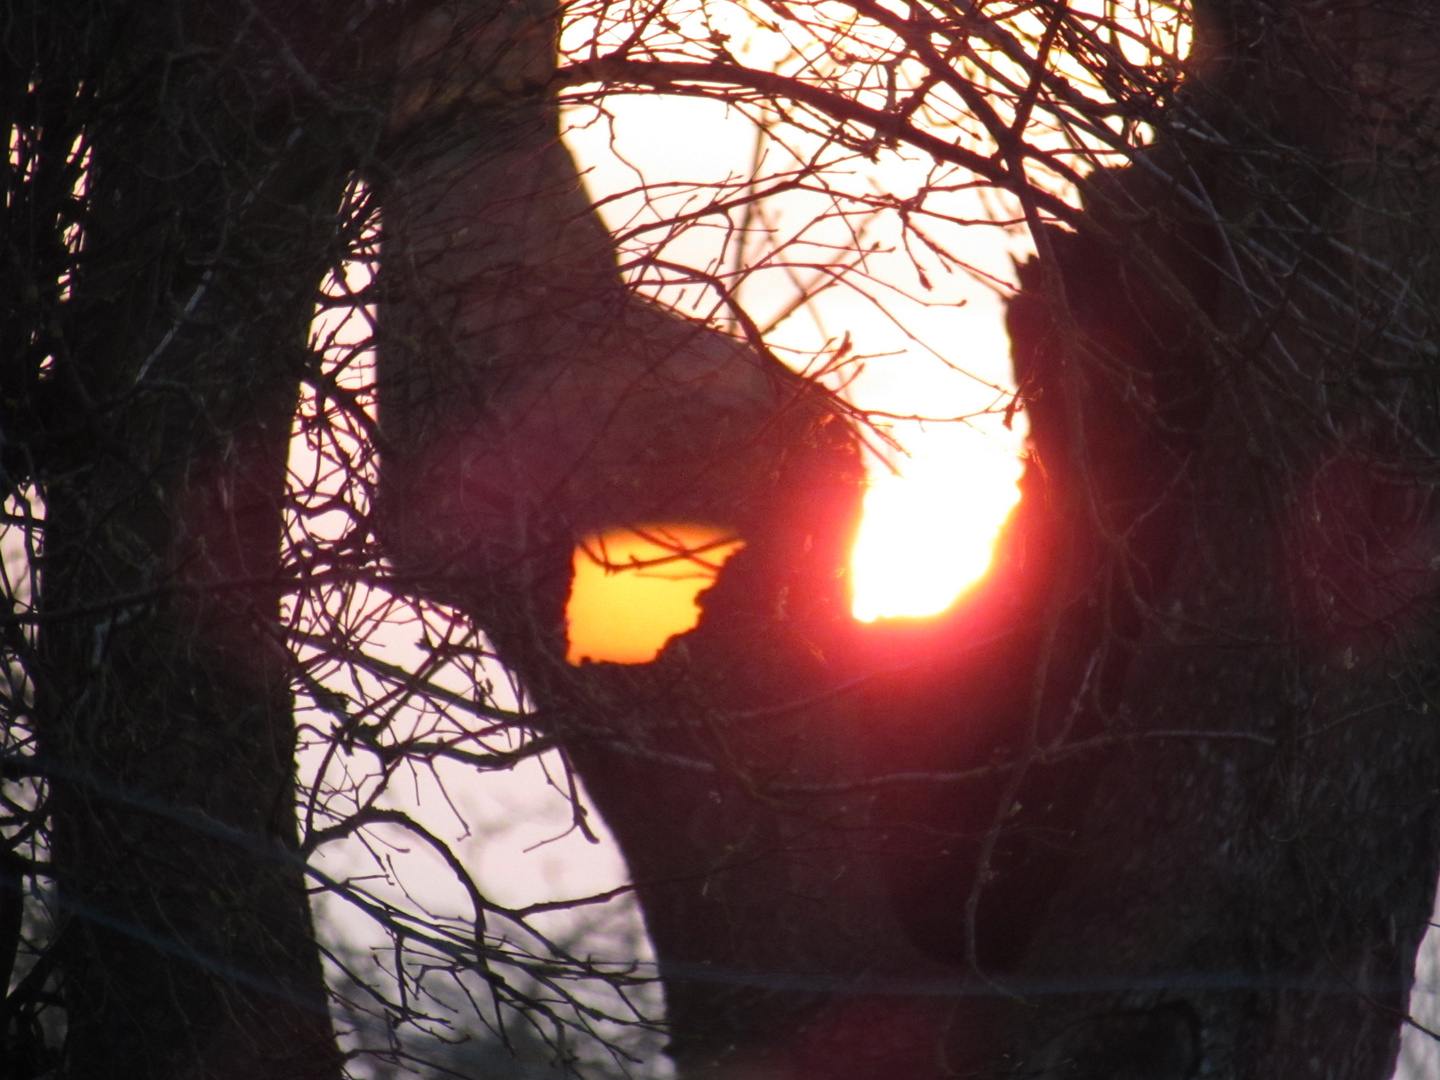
[{"left": 567, "top": 525, "right": 745, "bottom": 665}]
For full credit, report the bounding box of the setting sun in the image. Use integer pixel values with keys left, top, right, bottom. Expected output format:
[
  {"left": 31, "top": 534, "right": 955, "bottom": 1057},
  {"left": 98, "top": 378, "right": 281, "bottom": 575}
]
[
  {"left": 850, "top": 435, "right": 1023, "bottom": 622},
  {"left": 566, "top": 525, "right": 745, "bottom": 665},
  {"left": 563, "top": 434, "right": 1023, "bottom": 662}
]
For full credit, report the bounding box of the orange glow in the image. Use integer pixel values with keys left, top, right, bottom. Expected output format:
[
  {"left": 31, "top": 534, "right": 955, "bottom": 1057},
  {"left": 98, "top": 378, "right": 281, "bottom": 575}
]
[
  {"left": 851, "top": 438, "right": 1023, "bottom": 622},
  {"left": 566, "top": 525, "right": 745, "bottom": 665}
]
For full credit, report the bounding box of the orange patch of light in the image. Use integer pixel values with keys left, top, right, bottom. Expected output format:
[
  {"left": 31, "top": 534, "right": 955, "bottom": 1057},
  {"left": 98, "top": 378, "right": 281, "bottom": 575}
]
[
  {"left": 566, "top": 525, "right": 745, "bottom": 665},
  {"left": 851, "top": 440, "right": 1022, "bottom": 622}
]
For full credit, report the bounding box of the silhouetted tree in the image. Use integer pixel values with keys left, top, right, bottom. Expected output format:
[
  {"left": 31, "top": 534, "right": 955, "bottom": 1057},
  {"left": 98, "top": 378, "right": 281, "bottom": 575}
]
[{"left": 6, "top": 1, "right": 1440, "bottom": 1079}]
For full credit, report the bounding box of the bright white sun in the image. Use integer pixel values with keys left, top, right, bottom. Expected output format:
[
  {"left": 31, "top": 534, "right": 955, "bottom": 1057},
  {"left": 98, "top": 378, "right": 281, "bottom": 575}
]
[{"left": 850, "top": 432, "right": 1023, "bottom": 622}]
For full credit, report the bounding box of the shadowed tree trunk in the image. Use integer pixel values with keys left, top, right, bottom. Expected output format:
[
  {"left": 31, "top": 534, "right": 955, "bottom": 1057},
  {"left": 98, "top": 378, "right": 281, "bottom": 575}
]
[
  {"left": 987, "top": 4, "right": 1440, "bottom": 1076},
  {"left": 376, "top": 5, "right": 935, "bottom": 1075},
  {"left": 10, "top": 3, "right": 398, "bottom": 1076}
]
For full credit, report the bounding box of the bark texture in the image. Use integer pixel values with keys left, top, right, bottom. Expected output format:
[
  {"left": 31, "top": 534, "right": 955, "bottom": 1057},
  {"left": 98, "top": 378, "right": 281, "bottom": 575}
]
[
  {"left": 965, "top": 3, "right": 1440, "bottom": 1076},
  {"left": 9, "top": 3, "right": 398, "bottom": 1076}
]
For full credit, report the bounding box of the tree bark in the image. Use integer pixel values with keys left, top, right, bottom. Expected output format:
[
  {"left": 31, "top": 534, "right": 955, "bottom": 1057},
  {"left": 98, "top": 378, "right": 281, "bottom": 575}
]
[
  {"left": 14, "top": 3, "right": 398, "bottom": 1076},
  {"left": 985, "top": 3, "right": 1440, "bottom": 1076}
]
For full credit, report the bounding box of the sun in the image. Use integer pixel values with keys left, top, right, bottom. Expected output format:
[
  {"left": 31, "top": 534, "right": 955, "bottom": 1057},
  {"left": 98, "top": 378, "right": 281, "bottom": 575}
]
[
  {"left": 563, "top": 429, "right": 1023, "bottom": 663},
  {"left": 850, "top": 431, "right": 1023, "bottom": 623}
]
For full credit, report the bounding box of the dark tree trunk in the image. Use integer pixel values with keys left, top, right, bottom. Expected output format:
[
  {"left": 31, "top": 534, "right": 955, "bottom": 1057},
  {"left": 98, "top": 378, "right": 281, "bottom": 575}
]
[
  {"left": 10, "top": 3, "right": 398, "bottom": 1076},
  {"left": 985, "top": 4, "right": 1440, "bottom": 1077}
]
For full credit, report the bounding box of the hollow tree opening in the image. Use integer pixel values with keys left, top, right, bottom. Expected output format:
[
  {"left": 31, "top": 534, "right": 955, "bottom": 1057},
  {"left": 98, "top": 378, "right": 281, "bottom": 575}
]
[{"left": 566, "top": 526, "right": 747, "bottom": 665}]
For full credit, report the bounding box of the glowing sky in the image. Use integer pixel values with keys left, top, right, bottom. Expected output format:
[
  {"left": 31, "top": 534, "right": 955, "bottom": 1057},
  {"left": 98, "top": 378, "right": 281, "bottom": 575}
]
[
  {"left": 567, "top": 526, "right": 745, "bottom": 664},
  {"left": 562, "top": 90, "right": 1025, "bottom": 656}
]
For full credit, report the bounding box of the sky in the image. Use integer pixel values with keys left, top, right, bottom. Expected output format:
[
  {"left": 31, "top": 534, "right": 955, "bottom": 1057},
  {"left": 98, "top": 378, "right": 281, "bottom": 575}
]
[{"left": 562, "top": 87, "right": 1028, "bottom": 639}]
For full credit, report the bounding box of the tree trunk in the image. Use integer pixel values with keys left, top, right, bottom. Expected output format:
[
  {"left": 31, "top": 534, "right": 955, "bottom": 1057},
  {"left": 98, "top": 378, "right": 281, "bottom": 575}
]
[
  {"left": 17, "top": 3, "right": 397, "bottom": 1076},
  {"left": 976, "top": 3, "right": 1440, "bottom": 1076}
]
